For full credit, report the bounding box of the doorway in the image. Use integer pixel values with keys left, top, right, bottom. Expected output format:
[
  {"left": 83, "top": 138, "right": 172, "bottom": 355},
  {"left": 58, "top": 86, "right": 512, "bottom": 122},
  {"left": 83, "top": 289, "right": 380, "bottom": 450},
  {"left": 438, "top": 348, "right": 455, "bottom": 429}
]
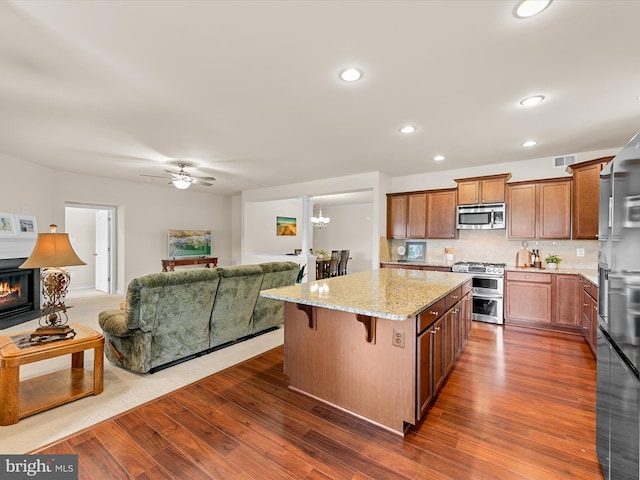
[{"left": 65, "top": 203, "right": 116, "bottom": 294}]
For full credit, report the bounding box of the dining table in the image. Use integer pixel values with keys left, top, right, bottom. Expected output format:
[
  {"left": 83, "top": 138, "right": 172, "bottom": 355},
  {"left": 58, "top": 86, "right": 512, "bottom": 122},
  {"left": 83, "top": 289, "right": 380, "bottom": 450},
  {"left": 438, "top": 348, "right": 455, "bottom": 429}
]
[{"left": 315, "top": 257, "right": 330, "bottom": 280}]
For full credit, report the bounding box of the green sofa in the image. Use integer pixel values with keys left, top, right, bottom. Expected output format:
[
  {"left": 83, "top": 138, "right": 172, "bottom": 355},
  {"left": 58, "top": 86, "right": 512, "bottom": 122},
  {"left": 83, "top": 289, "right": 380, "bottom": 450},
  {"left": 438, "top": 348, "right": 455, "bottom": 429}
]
[{"left": 98, "top": 261, "right": 299, "bottom": 373}]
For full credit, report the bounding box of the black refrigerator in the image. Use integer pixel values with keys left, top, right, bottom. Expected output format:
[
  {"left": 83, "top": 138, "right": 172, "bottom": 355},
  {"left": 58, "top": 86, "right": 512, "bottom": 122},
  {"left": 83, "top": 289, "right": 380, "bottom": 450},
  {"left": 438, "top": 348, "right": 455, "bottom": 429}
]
[{"left": 597, "top": 131, "right": 640, "bottom": 479}]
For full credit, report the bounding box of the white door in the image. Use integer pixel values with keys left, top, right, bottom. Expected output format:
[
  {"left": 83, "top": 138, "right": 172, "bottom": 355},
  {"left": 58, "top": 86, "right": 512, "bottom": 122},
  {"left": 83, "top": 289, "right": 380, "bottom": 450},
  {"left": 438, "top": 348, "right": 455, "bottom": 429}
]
[{"left": 95, "top": 210, "right": 111, "bottom": 293}]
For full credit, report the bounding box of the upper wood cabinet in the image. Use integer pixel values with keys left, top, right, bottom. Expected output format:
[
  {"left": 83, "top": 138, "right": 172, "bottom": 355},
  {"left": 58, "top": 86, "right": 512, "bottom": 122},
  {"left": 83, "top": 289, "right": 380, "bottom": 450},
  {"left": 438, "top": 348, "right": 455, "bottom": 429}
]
[
  {"left": 454, "top": 173, "right": 511, "bottom": 205},
  {"left": 407, "top": 193, "right": 427, "bottom": 238},
  {"left": 387, "top": 194, "right": 408, "bottom": 239},
  {"left": 426, "top": 189, "right": 457, "bottom": 239},
  {"left": 507, "top": 178, "right": 572, "bottom": 239},
  {"left": 386, "top": 189, "right": 457, "bottom": 239},
  {"left": 567, "top": 156, "right": 613, "bottom": 239}
]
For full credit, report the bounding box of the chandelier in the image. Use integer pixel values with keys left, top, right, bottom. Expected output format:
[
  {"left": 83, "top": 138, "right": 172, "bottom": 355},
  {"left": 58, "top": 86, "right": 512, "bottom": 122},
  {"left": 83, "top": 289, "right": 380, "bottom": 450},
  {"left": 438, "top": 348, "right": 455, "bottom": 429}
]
[{"left": 311, "top": 198, "right": 330, "bottom": 228}]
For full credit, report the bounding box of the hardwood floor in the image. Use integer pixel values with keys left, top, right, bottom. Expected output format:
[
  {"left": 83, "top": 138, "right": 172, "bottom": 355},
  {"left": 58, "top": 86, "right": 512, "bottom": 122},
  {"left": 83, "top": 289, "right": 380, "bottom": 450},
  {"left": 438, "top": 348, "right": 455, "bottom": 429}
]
[{"left": 34, "top": 322, "right": 604, "bottom": 479}]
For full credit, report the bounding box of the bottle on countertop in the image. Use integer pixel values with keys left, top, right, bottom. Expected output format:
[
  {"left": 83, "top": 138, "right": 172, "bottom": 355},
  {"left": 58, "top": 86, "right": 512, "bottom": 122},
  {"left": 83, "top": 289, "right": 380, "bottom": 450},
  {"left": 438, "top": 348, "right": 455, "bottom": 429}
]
[{"left": 533, "top": 249, "right": 542, "bottom": 268}]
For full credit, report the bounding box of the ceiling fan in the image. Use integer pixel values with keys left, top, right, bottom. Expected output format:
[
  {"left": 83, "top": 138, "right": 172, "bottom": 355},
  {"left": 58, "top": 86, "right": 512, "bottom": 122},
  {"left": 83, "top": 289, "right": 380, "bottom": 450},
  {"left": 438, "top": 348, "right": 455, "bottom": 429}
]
[{"left": 140, "top": 162, "right": 216, "bottom": 189}]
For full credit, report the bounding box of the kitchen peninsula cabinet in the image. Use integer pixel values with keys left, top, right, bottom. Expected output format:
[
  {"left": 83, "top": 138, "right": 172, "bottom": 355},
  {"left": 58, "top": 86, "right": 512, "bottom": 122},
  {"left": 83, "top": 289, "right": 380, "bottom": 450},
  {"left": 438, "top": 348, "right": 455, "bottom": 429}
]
[
  {"left": 568, "top": 156, "right": 613, "bottom": 239},
  {"left": 581, "top": 277, "right": 598, "bottom": 356},
  {"left": 386, "top": 189, "right": 457, "bottom": 240},
  {"left": 507, "top": 178, "right": 572, "bottom": 239},
  {"left": 454, "top": 173, "right": 511, "bottom": 205}
]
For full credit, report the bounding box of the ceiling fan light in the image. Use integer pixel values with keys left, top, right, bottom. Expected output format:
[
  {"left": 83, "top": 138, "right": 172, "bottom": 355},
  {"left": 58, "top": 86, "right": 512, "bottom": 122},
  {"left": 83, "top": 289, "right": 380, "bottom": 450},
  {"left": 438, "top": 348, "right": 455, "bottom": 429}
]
[{"left": 172, "top": 178, "right": 192, "bottom": 189}]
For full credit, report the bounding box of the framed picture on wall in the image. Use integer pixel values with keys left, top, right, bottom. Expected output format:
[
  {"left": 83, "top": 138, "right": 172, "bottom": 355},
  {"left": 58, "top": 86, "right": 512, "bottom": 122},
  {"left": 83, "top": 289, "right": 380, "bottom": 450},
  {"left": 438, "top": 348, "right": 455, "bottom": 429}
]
[
  {"left": 15, "top": 214, "right": 37, "bottom": 236},
  {"left": 406, "top": 241, "right": 426, "bottom": 261},
  {"left": 168, "top": 229, "right": 212, "bottom": 257},
  {"left": 0, "top": 212, "right": 16, "bottom": 236},
  {"left": 276, "top": 216, "right": 297, "bottom": 236}
]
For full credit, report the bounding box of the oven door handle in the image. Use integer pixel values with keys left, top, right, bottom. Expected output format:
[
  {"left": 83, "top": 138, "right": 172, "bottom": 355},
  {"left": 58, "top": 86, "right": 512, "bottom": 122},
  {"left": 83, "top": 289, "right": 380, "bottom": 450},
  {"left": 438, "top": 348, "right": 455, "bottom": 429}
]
[{"left": 472, "top": 292, "right": 503, "bottom": 299}]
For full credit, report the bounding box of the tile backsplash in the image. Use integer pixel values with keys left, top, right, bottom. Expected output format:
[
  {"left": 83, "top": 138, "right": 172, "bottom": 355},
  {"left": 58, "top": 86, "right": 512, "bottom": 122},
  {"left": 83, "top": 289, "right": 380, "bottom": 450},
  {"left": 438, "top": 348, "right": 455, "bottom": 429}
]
[{"left": 388, "top": 229, "right": 598, "bottom": 269}]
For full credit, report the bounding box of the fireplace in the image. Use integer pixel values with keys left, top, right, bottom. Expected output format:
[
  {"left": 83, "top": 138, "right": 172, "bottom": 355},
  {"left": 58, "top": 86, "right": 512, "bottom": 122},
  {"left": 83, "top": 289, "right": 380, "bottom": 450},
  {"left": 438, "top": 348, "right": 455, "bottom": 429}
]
[{"left": 0, "top": 258, "right": 40, "bottom": 329}]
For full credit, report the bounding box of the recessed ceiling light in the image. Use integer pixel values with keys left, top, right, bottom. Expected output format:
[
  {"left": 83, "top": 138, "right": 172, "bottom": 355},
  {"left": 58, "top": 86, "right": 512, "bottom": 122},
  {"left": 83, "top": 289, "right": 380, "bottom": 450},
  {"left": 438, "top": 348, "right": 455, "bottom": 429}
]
[
  {"left": 434, "top": 155, "right": 445, "bottom": 161},
  {"left": 520, "top": 95, "right": 545, "bottom": 106},
  {"left": 514, "top": 0, "right": 552, "bottom": 18},
  {"left": 522, "top": 140, "right": 538, "bottom": 147},
  {"left": 339, "top": 68, "right": 362, "bottom": 82},
  {"left": 399, "top": 125, "right": 416, "bottom": 134}
]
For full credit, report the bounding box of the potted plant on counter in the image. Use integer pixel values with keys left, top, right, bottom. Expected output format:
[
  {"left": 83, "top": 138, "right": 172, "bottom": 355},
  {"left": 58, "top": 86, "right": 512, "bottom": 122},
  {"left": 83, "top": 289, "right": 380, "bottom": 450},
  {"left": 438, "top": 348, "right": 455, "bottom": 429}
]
[{"left": 545, "top": 254, "right": 561, "bottom": 270}]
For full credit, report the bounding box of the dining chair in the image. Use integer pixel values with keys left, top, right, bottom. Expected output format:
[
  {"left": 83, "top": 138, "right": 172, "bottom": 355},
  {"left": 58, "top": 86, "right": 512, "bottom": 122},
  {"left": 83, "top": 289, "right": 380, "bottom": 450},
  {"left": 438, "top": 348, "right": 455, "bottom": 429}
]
[
  {"left": 328, "top": 250, "right": 340, "bottom": 277},
  {"left": 338, "top": 249, "right": 350, "bottom": 276}
]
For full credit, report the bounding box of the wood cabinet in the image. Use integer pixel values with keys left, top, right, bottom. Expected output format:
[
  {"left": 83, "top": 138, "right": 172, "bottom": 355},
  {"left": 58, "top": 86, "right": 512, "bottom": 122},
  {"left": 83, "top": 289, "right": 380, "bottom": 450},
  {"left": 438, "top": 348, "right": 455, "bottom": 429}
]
[
  {"left": 506, "top": 271, "right": 586, "bottom": 334},
  {"left": 407, "top": 193, "right": 427, "bottom": 238},
  {"left": 426, "top": 189, "right": 457, "bottom": 239},
  {"left": 568, "top": 156, "right": 613, "bottom": 239},
  {"left": 454, "top": 173, "right": 511, "bottom": 205},
  {"left": 416, "top": 281, "right": 470, "bottom": 420},
  {"left": 505, "top": 271, "right": 553, "bottom": 325},
  {"left": 581, "top": 277, "right": 598, "bottom": 356},
  {"left": 387, "top": 194, "right": 408, "bottom": 239},
  {"left": 554, "top": 274, "right": 580, "bottom": 329},
  {"left": 507, "top": 178, "right": 572, "bottom": 239},
  {"left": 386, "top": 189, "right": 457, "bottom": 240}
]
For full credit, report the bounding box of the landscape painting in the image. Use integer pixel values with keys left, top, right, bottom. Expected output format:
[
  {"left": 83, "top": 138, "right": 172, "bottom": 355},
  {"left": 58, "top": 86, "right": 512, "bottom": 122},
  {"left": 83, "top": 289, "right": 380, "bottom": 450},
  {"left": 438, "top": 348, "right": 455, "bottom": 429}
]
[
  {"left": 168, "top": 229, "right": 212, "bottom": 257},
  {"left": 276, "top": 216, "right": 297, "bottom": 236}
]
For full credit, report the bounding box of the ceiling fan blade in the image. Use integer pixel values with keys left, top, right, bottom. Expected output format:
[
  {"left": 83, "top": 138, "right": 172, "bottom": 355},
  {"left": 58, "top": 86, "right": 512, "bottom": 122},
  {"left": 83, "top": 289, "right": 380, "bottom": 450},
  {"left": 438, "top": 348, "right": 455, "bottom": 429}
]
[
  {"left": 196, "top": 176, "right": 216, "bottom": 181},
  {"left": 140, "top": 174, "right": 170, "bottom": 179},
  {"left": 193, "top": 179, "right": 213, "bottom": 186},
  {"left": 164, "top": 169, "right": 182, "bottom": 176}
]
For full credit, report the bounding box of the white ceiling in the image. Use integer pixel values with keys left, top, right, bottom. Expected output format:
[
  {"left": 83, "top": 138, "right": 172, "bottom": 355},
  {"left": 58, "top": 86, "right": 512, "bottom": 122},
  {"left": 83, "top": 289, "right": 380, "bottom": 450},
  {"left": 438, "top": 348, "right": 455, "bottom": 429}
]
[{"left": 2, "top": 0, "right": 639, "bottom": 196}]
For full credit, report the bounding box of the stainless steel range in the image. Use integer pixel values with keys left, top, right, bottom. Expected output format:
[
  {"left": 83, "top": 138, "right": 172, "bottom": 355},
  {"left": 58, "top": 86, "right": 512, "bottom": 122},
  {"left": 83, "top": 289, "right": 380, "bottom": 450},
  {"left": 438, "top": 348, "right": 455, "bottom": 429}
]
[{"left": 452, "top": 261, "right": 505, "bottom": 324}]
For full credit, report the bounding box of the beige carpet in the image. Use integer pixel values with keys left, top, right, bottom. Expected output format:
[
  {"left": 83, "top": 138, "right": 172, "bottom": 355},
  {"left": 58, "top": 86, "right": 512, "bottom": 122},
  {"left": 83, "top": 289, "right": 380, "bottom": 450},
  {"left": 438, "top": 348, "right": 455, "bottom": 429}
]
[{"left": 0, "top": 290, "right": 285, "bottom": 454}]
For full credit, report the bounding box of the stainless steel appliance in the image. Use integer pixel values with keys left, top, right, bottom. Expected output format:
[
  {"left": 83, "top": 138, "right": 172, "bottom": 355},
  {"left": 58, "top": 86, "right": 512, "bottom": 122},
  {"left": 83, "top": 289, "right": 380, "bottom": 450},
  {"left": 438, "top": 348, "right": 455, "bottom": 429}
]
[
  {"left": 451, "top": 261, "right": 505, "bottom": 324},
  {"left": 596, "top": 131, "right": 640, "bottom": 479},
  {"left": 456, "top": 203, "right": 506, "bottom": 230}
]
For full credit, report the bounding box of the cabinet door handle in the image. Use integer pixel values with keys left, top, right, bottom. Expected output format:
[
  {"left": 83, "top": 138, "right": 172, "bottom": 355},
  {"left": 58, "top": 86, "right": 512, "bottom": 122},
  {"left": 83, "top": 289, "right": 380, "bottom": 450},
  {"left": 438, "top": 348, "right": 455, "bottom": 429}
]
[{"left": 430, "top": 311, "right": 439, "bottom": 316}]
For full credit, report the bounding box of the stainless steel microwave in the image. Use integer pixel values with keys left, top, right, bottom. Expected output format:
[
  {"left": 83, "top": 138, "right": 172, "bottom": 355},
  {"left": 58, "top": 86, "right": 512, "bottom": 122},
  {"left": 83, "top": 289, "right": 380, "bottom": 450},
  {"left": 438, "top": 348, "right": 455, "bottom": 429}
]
[{"left": 457, "top": 203, "right": 506, "bottom": 230}]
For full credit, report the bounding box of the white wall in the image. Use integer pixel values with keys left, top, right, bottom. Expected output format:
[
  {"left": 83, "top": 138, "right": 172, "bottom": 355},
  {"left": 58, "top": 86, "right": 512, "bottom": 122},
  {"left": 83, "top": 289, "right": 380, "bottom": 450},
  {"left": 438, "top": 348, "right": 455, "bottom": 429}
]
[
  {"left": 313, "top": 204, "right": 373, "bottom": 274},
  {"left": 243, "top": 198, "right": 302, "bottom": 255},
  {"left": 241, "top": 171, "right": 391, "bottom": 270},
  {"left": 391, "top": 147, "right": 620, "bottom": 192},
  {"left": 0, "top": 154, "right": 233, "bottom": 294}
]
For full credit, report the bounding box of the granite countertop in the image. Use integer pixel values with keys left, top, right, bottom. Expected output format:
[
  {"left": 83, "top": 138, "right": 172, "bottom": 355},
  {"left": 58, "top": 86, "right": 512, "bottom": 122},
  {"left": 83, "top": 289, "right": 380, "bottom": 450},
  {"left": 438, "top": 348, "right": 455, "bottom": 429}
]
[
  {"left": 504, "top": 265, "right": 598, "bottom": 285},
  {"left": 380, "top": 260, "right": 453, "bottom": 268},
  {"left": 260, "top": 268, "right": 471, "bottom": 321}
]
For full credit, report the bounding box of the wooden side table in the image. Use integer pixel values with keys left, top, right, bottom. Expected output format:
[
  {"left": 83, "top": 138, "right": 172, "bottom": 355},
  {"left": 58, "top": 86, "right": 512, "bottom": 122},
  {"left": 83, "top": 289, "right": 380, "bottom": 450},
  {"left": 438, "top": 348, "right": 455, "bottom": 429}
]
[
  {"left": 0, "top": 323, "right": 104, "bottom": 426},
  {"left": 161, "top": 257, "right": 218, "bottom": 272}
]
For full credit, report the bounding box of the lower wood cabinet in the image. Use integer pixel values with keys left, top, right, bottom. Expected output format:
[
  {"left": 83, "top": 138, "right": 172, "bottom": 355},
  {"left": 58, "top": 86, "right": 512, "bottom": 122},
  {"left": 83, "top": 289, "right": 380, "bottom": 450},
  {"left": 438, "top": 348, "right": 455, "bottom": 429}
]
[
  {"left": 581, "top": 277, "right": 598, "bottom": 356},
  {"left": 505, "top": 271, "right": 553, "bottom": 325},
  {"left": 416, "top": 280, "right": 472, "bottom": 420},
  {"left": 505, "top": 271, "right": 597, "bottom": 356}
]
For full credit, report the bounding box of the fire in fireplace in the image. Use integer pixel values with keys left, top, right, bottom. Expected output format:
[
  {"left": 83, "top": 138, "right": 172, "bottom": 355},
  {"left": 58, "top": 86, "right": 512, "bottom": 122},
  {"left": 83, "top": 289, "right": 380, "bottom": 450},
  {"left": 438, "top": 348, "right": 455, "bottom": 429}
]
[
  {"left": 0, "top": 275, "right": 25, "bottom": 308},
  {"left": 0, "top": 258, "right": 40, "bottom": 328}
]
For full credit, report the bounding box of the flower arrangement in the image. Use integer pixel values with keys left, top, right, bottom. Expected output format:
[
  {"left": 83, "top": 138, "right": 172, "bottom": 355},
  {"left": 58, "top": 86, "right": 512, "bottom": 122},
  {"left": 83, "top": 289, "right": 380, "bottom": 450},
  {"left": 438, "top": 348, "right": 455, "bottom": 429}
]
[
  {"left": 545, "top": 254, "right": 561, "bottom": 264},
  {"left": 545, "top": 254, "right": 561, "bottom": 270}
]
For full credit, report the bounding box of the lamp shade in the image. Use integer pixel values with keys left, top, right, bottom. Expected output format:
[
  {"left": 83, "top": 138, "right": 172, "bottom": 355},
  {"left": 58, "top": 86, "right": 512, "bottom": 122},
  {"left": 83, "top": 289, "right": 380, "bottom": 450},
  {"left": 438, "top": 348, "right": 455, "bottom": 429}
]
[{"left": 20, "top": 231, "right": 86, "bottom": 268}]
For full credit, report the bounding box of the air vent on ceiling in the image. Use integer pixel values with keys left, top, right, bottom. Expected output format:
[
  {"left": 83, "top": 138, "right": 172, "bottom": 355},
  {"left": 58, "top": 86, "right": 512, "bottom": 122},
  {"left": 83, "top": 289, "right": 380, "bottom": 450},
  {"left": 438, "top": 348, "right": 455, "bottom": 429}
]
[{"left": 553, "top": 154, "right": 577, "bottom": 168}]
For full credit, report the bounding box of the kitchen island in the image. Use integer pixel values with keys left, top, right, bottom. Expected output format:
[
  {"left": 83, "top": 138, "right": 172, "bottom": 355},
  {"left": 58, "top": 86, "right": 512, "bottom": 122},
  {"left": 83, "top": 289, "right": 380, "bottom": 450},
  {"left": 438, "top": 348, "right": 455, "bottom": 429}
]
[{"left": 260, "top": 268, "right": 472, "bottom": 435}]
